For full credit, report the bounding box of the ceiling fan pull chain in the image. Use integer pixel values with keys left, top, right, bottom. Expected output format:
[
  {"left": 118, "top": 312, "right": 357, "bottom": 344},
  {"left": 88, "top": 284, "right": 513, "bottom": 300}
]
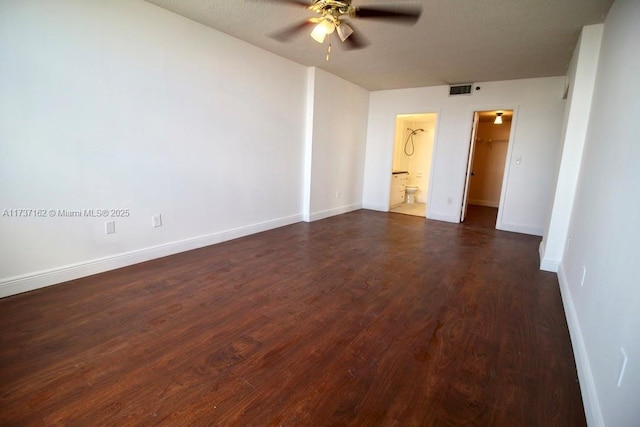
[{"left": 326, "top": 42, "right": 332, "bottom": 61}]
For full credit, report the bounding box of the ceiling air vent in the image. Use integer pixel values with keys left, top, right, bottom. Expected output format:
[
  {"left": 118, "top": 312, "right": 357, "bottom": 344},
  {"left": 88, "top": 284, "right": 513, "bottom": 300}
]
[{"left": 449, "top": 84, "right": 473, "bottom": 96}]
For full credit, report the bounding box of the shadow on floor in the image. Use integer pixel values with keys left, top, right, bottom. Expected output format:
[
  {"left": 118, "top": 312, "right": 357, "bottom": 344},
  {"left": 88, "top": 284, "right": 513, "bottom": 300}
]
[
  {"left": 462, "top": 205, "right": 498, "bottom": 230},
  {"left": 390, "top": 203, "right": 498, "bottom": 231}
]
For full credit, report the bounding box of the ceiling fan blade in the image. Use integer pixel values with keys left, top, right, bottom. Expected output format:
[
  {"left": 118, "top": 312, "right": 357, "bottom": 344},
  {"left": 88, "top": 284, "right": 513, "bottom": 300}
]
[
  {"left": 270, "top": 20, "right": 314, "bottom": 42},
  {"left": 340, "top": 22, "right": 369, "bottom": 50},
  {"left": 353, "top": 5, "right": 422, "bottom": 24},
  {"left": 342, "top": 32, "right": 369, "bottom": 50},
  {"left": 248, "top": 0, "right": 311, "bottom": 6}
]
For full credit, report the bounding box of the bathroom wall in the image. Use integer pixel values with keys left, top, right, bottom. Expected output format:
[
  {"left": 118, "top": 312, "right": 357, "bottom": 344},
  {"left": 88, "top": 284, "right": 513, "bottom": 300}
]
[
  {"left": 392, "top": 119, "right": 410, "bottom": 172},
  {"left": 391, "top": 115, "right": 436, "bottom": 203},
  {"left": 468, "top": 120, "right": 510, "bottom": 207}
]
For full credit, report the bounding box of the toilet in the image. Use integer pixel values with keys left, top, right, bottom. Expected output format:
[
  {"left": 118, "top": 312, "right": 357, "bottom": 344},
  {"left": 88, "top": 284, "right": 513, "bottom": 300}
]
[{"left": 405, "top": 186, "right": 418, "bottom": 204}]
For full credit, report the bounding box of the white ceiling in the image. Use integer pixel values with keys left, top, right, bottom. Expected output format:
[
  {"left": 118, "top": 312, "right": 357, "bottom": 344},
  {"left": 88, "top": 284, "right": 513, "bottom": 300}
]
[{"left": 143, "top": 0, "right": 613, "bottom": 90}]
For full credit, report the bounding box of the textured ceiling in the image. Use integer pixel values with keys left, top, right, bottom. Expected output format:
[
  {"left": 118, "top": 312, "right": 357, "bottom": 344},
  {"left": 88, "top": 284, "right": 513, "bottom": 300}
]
[{"left": 143, "top": 0, "right": 613, "bottom": 90}]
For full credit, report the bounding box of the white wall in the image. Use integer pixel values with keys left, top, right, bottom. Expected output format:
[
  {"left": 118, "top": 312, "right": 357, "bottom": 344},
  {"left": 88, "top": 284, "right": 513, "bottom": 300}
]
[
  {"left": 0, "top": 0, "right": 311, "bottom": 296},
  {"left": 363, "top": 77, "right": 566, "bottom": 235},
  {"left": 540, "top": 25, "right": 603, "bottom": 272},
  {"left": 303, "top": 68, "right": 369, "bottom": 221},
  {"left": 555, "top": 1, "right": 640, "bottom": 425}
]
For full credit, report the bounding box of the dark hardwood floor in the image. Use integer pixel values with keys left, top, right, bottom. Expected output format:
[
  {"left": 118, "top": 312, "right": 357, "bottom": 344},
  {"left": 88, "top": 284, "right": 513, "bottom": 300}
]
[
  {"left": 463, "top": 205, "right": 499, "bottom": 229},
  {"left": 0, "top": 210, "right": 585, "bottom": 426}
]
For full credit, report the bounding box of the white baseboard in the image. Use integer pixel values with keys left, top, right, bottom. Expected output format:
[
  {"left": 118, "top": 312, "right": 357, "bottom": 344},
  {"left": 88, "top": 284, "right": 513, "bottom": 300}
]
[
  {"left": 540, "top": 257, "right": 560, "bottom": 272},
  {"left": 539, "top": 240, "right": 560, "bottom": 272},
  {"left": 496, "top": 221, "right": 544, "bottom": 236},
  {"left": 427, "top": 211, "right": 460, "bottom": 223},
  {"left": 361, "top": 202, "right": 389, "bottom": 212},
  {"left": 0, "top": 214, "right": 302, "bottom": 298},
  {"left": 538, "top": 238, "right": 560, "bottom": 273},
  {"left": 306, "top": 203, "right": 362, "bottom": 222},
  {"left": 557, "top": 264, "right": 604, "bottom": 427}
]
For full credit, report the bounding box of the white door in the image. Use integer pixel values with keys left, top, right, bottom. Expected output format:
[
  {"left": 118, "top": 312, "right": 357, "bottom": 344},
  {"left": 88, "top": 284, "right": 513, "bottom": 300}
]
[{"left": 461, "top": 112, "right": 479, "bottom": 222}]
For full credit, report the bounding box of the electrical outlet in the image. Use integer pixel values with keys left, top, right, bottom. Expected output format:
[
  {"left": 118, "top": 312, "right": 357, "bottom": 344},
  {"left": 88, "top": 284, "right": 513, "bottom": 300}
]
[
  {"left": 580, "top": 266, "right": 587, "bottom": 287},
  {"left": 566, "top": 236, "right": 572, "bottom": 251},
  {"left": 152, "top": 214, "right": 162, "bottom": 228},
  {"left": 335, "top": 190, "right": 340, "bottom": 199},
  {"left": 105, "top": 221, "right": 115, "bottom": 234}
]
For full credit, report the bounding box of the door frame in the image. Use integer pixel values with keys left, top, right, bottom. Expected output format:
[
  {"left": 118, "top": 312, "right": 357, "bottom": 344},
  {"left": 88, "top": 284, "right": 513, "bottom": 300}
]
[
  {"left": 461, "top": 106, "right": 519, "bottom": 227},
  {"left": 388, "top": 111, "right": 440, "bottom": 218},
  {"left": 461, "top": 112, "right": 479, "bottom": 222}
]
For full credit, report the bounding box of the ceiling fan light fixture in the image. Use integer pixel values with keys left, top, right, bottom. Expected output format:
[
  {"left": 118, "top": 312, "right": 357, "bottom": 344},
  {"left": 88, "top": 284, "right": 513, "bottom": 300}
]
[
  {"left": 337, "top": 22, "right": 353, "bottom": 41},
  {"left": 310, "top": 20, "right": 335, "bottom": 44},
  {"left": 494, "top": 112, "right": 503, "bottom": 124},
  {"left": 310, "top": 26, "right": 327, "bottom": 43}
]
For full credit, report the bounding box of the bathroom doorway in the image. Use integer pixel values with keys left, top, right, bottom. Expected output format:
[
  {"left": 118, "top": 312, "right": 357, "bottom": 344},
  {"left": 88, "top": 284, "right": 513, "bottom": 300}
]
[
  {"left": 461, "top": 109, "right": 513, "bottom": 225},
  {"left": 389, "top": 113, "right": 438, "bottom": 217}
]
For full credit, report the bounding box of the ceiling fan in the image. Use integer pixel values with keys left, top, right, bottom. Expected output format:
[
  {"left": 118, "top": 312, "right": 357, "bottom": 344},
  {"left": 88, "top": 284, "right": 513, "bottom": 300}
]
[{"left": 256, "top": 0, "right": 422, "bottom": 53}]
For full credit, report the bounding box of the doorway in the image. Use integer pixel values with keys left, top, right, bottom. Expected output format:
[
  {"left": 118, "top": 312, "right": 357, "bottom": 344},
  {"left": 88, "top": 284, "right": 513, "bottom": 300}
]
[
  {"left": 389, "top": 113, "right": 437, "bottom": 217},
  {"left": 461, "top": 110, "right": 513, "bottom": 225}
]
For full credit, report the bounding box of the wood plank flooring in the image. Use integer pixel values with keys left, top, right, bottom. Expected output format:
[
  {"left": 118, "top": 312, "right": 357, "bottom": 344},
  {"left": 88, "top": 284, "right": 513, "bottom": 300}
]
[{"left": 0, "top": 208, "right": 585, "bottom": 426}]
